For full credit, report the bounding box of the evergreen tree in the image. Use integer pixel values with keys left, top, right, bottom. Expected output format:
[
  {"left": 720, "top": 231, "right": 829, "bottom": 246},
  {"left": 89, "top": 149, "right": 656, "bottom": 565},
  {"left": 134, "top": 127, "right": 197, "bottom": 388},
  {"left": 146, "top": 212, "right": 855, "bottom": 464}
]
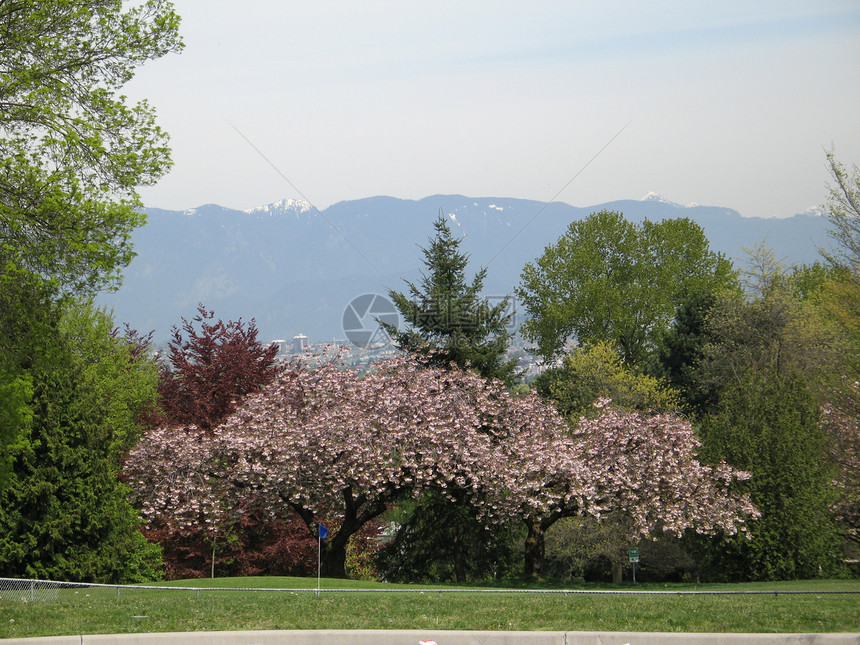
[
  {"left": 381, "top": 212, "right": 517, "bottom": 384},
  {"left": 648, "top": 290, "right": 720, "bottom": 417},
  {"left": 0, "top": 296, "right": 162, "bottom": 582},
  {"left": 0, "top": 268, "right": 43, "bottom": 490},
  {"left": 695, "top": 372, "right": 843, "bottom": 581},
  {"left": 378, "top": 212, "right": 517, "bottom": 582}
]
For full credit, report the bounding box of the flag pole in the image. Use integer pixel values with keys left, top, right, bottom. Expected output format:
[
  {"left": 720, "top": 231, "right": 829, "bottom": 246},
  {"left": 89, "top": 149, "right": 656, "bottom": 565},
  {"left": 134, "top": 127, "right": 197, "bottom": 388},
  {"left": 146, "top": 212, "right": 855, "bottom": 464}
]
[{"left": 316, "top": 523, "right": 327, "bottom": 595}]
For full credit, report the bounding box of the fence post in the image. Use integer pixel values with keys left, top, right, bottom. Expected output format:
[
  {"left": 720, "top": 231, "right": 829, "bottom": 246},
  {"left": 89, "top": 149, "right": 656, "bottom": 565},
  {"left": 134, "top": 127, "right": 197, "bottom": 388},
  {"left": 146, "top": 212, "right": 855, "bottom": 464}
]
[{"left": 29, "top": 580, "right": 34, "bottom": 603}]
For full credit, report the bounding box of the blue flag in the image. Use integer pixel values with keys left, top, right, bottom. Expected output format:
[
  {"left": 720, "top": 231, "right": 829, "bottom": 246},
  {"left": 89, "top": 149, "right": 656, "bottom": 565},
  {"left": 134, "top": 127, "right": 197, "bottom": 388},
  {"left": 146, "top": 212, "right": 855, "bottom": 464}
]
[{"left": 318, "top": 524, "right": 329, "bottom": 539}]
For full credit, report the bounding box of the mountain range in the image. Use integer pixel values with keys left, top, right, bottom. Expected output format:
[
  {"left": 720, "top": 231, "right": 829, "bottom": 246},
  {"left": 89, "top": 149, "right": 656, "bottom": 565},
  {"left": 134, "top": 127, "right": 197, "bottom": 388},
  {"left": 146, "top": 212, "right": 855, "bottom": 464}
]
[{"left": 96, "top": 194, "right": 833, "bottom": 345}]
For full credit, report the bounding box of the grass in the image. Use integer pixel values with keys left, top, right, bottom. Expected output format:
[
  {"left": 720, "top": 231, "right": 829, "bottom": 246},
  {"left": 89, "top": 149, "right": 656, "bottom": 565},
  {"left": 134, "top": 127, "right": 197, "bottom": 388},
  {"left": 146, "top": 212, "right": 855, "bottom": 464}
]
[{"left": 0, "top": 577, "right": 858, "bottom": 639}]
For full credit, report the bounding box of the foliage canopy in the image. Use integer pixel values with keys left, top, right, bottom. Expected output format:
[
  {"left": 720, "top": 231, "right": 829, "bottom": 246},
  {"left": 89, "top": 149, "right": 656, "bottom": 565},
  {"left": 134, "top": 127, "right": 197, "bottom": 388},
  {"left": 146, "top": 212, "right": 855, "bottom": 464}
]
[
  {"left": 696, "top": 372, "right": 843, "bottom": 581},
  {"left": 158, "top": 304, "right": 280, "bottom": 431},
  {"left": 534, "top": 341, "right": 680, "bottom": 421},
  {"left": 381, "top": 213, "right": 517, "bottom": 384},
  {"left": 0, "top": 0, "right": 182, "bottom": 293},
  {"left": 517, "top": 210, "right": 735, "bottom": 365},
  {"left": 0, "top": 298, "right": 163, "bottom": 582}
]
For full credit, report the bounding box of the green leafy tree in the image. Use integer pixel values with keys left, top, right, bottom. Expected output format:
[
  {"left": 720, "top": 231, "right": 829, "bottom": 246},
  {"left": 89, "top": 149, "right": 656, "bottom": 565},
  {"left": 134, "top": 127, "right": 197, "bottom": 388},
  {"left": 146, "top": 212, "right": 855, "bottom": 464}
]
[
  {"left": 1, "top": 1, "right": 181, "bottom": 498},
  {"left": 787, "top": 261, "right": 860, "bottom": 377},
  {"left": 0, "top": 268, "right": 45, "bottom": 490},
  {"left": 60, "top": 301, "right": 160, "bottom": 457},
  {"left": 517, "top": 210, "right": 735, "bottom": 365},
  {"left": 816, "top": 272, "right": 860, "bottom": 377},
  {"left": 534, "top": 341, "right": 679, "bottom": 421},
  {"left": 696, "top": 372, "right": 843, "bottom": 581},
  {"left": 381, "top": 212, "right": 517, "bottom": 384},
  {"left": 543, "top": 512, "right": 697, "bottom": 583},
  {"left": 376, "top": 491, "right": 522, "bottom": 584},
  {"left": 0, "top": 0, "right": 183, "bottom": 294},
  {"left": 812, "top": 151, "right": 860, "bottom": 376},
  {"left": 659, "top": 249, "right": 850, "bottom": 417},
  {"left": 700, "top": 266, "right": 848, "bottom": 403},
  {"left": 824, "top": 150, "right": 860, "bottom": 270},
  {"left": 0, "top": 298, "right": 163, "bottom": 582},
  {"left": 0, "top": 369, "right": 31, "bottom": 489}
]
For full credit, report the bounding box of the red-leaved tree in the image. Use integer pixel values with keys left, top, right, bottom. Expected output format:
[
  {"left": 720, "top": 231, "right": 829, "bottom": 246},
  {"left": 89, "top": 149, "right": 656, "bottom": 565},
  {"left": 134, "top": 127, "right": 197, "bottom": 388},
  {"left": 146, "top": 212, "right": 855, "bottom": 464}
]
[
  {"left": 138, "top": 305, "right": 282, "bottom": 576},
  {"left": 157, "top": 304, "right": 280, "bottom": 431}
]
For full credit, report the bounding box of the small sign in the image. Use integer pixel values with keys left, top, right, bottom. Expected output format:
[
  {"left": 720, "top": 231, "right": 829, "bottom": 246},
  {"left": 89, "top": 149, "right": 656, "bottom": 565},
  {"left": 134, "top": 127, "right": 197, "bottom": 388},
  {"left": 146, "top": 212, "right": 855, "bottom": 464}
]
[{"left": 629, "top": 547, "right": 639, "bottom": 563}]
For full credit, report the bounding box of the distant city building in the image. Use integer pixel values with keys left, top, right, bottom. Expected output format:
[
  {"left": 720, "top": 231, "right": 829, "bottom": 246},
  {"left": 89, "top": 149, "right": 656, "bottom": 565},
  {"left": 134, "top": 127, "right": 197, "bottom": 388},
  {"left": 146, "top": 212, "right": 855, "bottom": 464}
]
[
  {"left": 270, "top": 339, "right": 287, "bottom": 354},
  {"left": 292, "top": 333, "right": 309, "bottom": 354}
]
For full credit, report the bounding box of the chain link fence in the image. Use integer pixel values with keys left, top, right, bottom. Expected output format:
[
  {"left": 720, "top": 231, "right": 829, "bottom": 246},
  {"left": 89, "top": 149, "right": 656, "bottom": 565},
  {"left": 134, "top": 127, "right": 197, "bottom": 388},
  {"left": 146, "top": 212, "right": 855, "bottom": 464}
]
[
  {"left": 0, "top": 579, "right": 62, "bottom": 603},
  {"left": 2, "top": 577, "right": 859, "bottom": 606},
  {"left": 0, "top": 579, "right": 176, "bottom": 603}
]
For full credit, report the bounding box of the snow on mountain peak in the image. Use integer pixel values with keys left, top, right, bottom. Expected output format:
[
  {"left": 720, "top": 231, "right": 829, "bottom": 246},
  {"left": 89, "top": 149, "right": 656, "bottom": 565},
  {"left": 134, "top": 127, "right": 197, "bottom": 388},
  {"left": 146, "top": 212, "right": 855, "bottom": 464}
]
[
  {"left": 639, "top": 192, "right": 697, "bottom": 208},
  {"left": 641, "top": 191, "right": 671, "bottom": 203},
  {"left": 245, "top": 198, "right": 314, "bottom": 216}
]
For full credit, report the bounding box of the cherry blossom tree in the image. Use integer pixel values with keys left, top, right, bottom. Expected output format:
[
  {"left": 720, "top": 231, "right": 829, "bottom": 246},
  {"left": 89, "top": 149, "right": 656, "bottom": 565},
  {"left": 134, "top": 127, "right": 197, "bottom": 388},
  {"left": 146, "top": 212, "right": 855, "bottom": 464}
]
[
  {"left": 510, "top": 400, "right": 758, "bottom": 576},
  {"left": 822, "top": 380, "right": 860, "bottom": 546},
  {"left": 127, "top": 355, "right": 758, "bottom": 579},
  {"left": 126, "top": 424, "right": 240, "bottom": 577},
  {"left": 129, "top": 355, "right": 507, "bottom": 576}
]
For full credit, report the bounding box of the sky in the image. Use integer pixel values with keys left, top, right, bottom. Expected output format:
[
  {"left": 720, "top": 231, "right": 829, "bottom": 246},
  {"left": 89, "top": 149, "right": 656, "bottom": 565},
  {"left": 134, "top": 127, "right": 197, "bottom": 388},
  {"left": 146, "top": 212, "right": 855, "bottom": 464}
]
[{"left": 126, "top": 0, "right": 860, "bottom": 219}]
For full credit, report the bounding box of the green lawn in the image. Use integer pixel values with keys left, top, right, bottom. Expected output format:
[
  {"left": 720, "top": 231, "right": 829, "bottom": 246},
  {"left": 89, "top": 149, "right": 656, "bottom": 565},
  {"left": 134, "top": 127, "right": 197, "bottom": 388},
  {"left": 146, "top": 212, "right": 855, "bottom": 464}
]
[{"left": 1, "top": 578, "right": 858, "bottom": 639}]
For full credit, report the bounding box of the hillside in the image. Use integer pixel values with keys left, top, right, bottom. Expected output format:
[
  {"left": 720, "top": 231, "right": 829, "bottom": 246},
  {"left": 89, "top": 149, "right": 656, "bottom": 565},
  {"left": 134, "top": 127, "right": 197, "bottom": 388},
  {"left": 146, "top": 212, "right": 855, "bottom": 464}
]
[{"left": 96, "top": 195, "right": 832, "bottom": 344}]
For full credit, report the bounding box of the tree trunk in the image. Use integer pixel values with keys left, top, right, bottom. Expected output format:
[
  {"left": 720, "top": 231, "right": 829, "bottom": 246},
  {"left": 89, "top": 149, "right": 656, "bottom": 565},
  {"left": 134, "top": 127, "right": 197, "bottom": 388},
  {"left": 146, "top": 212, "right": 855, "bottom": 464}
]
[
  {"left": 523, "top": 519, "right": 546, "bottom": 577},
  {"left": 452, "top": 526, "right": 467, "bottom": 583},
  {"left": 319, "top": 516, "right": 356, "bottom": 578},
  {"left": 320, "top": 539, "right": 348, "bottom": 578},
  {"left": 612, "top": 561, "right": 623, "bottom": 584},
  {"left": 210, "top": 534, "right": 217, "bottom": 578},
  {"left": 301, "top": 487, "right": 388, "bottom": 579}
]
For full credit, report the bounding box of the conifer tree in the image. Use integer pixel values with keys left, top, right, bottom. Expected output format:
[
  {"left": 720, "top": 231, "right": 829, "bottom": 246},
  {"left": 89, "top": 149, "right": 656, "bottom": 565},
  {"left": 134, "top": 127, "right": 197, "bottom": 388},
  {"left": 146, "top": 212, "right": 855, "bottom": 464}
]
[
  {"left": 0, "top": 297, "right": 163, "bottom": 582},
  {"left": 381, "top": 212, "right": 517, "bottom": 385},
  {"left": 378, "top": 212, "right": 518, "bottom": 581},
  {"left": 696, "top": 372, "right": 843, "bottom": 580}
]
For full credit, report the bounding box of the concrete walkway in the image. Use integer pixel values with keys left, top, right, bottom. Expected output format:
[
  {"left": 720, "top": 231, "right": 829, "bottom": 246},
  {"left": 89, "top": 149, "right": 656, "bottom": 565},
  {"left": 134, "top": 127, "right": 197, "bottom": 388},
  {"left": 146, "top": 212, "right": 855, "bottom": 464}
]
[{"left": 3, "top": 631, "right": 858, "bottom": 644}]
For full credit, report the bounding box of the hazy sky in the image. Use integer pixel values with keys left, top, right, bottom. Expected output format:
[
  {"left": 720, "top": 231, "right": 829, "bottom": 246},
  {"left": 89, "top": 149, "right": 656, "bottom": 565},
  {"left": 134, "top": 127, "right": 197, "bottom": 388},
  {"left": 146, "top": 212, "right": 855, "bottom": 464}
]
[{"left": 127, "top": 0, "right": 860, "bottom": 219}]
